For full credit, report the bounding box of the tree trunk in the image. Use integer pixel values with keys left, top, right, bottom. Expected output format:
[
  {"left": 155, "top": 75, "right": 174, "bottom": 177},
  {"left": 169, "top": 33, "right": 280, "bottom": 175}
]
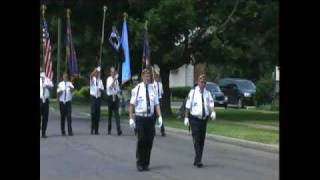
[{"left": 159, "top": 66, "right": 172, "bottom": 115}]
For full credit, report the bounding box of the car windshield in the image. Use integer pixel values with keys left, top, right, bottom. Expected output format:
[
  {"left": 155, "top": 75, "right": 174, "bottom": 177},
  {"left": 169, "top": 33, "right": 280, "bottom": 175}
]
[
  {"left": 206, "top": 83, "right": 221, "bottom": 92},
  {"left": 236, "top": 80, "right": 256, "bottom": 90}
]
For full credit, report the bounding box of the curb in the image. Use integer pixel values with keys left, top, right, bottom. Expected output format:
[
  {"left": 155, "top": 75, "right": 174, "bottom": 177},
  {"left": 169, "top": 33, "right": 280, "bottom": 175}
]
[{"left": 164, "top": 127, "right": 279, "bottom": 153}]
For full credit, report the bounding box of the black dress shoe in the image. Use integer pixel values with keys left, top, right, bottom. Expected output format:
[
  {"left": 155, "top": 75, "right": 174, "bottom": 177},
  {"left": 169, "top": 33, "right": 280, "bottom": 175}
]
[
  {"left": 143, "top": 166, "right": 149, "bottom": 171},
  {"left": 117, "top": 131, "right": 122, "bottom": 136},
  {"left": 62, "top": 133, "right": 66, "bottom": 136},
  {"left": 90, "top": 130, "right": 94, "bottom": 135},
  {"left": 42, "top": 135, "right": 47, "bottom": 138},
  {"left": 196, "top": 163, "right": 203, "bottom": 168},
  {"left": 137, "top": 165, "right": 144, "bottom": 172},
  {"left": 68, "top": 133, "right": 73, "bottom": 136},
  {"left": 161, "top": 132, "right": 166, "bottom": 137},
  {"left": 95, "top": 132, "right": 99, "bottom": 135},
  {"left": 108, "top": 131, "right": 111, "bottom": 135}
]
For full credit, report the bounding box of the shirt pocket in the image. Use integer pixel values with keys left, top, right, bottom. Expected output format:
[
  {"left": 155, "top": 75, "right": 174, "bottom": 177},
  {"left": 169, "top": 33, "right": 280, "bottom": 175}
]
[
  {"left": 192, "top": 102, "right": 198, "bottom": 108},
  {"left": 136, "top": 96, "right": 144, "bottom": 109},
  {"left": 150, "top": 94, "right": 155, "bottom": 102}
]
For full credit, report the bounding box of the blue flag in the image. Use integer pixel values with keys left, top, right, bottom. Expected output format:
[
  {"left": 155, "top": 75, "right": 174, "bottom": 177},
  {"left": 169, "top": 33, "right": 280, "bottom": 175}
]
[
  {"left": 66, "top": 16, "right": 78, "bottom": 77},
  {"left": 120, "top": 18, "right": 131, "bottom": 85},
  {"left": 142, "top": 30, "right": 150, "bottom": 69}
]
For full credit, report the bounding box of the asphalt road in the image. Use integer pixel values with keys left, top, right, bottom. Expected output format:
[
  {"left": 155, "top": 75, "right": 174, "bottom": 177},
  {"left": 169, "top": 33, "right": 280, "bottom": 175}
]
[{"left": 40, "top": 110, "right": 278, "bottom": 180}]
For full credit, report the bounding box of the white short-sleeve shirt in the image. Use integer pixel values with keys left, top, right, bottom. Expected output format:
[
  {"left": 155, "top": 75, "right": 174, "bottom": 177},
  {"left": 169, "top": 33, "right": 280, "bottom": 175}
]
[
  {"left": 40, "top": 76, "right": 54, "bottom": 101},
  {"left": 90, "top": 77, "right": 104, "bottom": 98},
  {"left": 185, "top": 86, "right": 214, "bottom": 118},
  {"left": 130, "top": 82, "right": 159, "bottom": 114},
  {"left": 106, "top": 76, "right": 120, "bottom": 96},
  {"left": 153, "top": 81, "right": 163, "bottom": 99},
  {"left": 57, "top": 81, "right": 74, "bottom": 103}
]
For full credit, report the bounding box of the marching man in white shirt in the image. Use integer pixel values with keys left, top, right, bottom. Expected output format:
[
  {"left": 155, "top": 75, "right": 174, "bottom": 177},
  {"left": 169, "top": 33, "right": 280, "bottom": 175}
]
[
  {"left": 57, "top": 72, "right": 74, "bottom": 136},
  {"left": 152, "top": 73, "right": 165, "bottom": 136},
  {"left": 90, "top": 66, "right": 105, "bottom": 135},
  {"left": 106, "top": 66, "right": 122, "bottom": 135},
  {"left": 184, "top": 74, "right": 216, "bottom": 168},
  {"left": 40, "top": 67, "right": 54, "bottom": 138},
  {"left": 128, "top": 68, "right": 163, "bottom": 171}
]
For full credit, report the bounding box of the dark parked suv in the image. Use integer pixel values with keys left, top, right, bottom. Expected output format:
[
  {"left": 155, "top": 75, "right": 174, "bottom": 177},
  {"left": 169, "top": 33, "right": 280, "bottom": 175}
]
[
  {"left": 219, "top": 78, "right": 256, "bottom": 108},
  {"left": 206, "top": 82, "right": 228, "bottom": 109}
]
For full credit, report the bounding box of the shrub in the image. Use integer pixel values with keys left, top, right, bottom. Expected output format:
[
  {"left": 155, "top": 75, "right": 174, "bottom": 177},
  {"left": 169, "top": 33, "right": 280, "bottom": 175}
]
[
  {"left": 255, "top": 74, "right": 273, "bottom": 106},
  {"left": 270, "top": 95, "right": 279, "bottom": 111},
  {"left": 171, "top": 87, "right": 192, "bottom": 100},
  {"left": 72, "top": 76, "right": 89, "bottom": 89},
  {"left": 72, "top": 89, "right": 85, "bottom": 102},
  {"left": 78, "top": 86, "right": 90, "bottom": 99},
  {"left": 72, "top": 86, "right": 90, "bottom": 103}
]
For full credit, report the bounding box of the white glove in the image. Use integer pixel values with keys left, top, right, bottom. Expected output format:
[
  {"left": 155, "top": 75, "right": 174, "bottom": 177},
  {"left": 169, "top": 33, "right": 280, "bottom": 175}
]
[
  {"left": 115, "top": 74, "right": 119, "bottom": 80},
  {"left": 96, "top": 66, "right": 101, "bottom": 72},
  {"left": 184, "top": 117, "right": 189, "bottom": 127},
  {"left": 158, "top": 116, "right": 163, "bottom": 128},
  {"left": 40, "top": 72, "right": 46, "bottom": 78},
  {"left": 129, "top": 118, "right": 135, "bottom": 129},
  {"left": 210, "top": 111, "right": 216, "bottom": 121}
]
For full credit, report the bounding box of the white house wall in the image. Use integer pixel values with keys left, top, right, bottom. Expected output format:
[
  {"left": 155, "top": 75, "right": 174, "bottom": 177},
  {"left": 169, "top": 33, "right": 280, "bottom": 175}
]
[{"left": 169, "top": 64, "right": 194, "bottom": 88}]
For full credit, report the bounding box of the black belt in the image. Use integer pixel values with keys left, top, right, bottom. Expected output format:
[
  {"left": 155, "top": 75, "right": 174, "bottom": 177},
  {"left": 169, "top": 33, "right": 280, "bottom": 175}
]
[
  {"left": 190, "top": 114, "right": 208, "bottom": 120},
  {"left": 91, "top": 95, "right": 101, "bottom": 99}
]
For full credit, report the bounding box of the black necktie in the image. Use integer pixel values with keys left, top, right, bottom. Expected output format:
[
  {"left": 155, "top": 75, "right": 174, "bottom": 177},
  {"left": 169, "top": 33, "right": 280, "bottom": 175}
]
[
  {"left": 64, "top": 81, "right": 67, "bottom": 102},
  {"left": 96, "top": 79, "right": 99, "bottom": 97},
  {"left": 157, "top": 82, "right": 160, "bottom": 97},
  {"left": 202, "top": 90, "right": 205, "bottom": 118},
  {"left": 42, "top": 78, "right": 45, "bottom": 101},
  {"left": 146, "top": 85, "right": 151, "bottom": 114}
]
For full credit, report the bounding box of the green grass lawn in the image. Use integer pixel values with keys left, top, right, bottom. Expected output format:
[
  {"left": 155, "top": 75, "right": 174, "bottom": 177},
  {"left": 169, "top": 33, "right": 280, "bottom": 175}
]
[
  {"left": 166, "top": 108, "right": 278, "bottom": 144},
  {"left": 208, "top": 121, "right": 278, "bottom": 144},
  {"left": 163, "top": 114, "right": 278, "bottom": 144},
  {"left": 215, "top": 108, "right": 279, "bottom": 126}
]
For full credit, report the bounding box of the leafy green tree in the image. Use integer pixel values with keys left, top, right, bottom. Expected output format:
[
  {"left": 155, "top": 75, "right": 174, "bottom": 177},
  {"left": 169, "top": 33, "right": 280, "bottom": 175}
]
[{"left": 41, "top": 0, "right": 279, "bottom": 114}]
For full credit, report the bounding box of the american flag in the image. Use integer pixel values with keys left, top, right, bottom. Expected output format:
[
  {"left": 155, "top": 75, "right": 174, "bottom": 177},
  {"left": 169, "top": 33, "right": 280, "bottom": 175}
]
[{"left": 42, "top": 18, "right": 53, "bottom": 80}]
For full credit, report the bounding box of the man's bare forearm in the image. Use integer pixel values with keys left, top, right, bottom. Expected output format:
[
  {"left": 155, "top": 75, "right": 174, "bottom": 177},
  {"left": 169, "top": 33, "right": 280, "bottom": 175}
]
[
  {"left": 129, "top": 104, "right": 134, "bottom": 120},
  {"left": 156, "top": 105, "right": 161, "bottom": 117},
  {"left": 185, "top": 109, "right": 189, "bottom": 118}
]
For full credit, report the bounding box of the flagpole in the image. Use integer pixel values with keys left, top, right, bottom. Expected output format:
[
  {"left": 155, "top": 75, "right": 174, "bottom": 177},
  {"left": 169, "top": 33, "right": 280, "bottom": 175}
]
[
  {"left": 144, "top": 20, "right": 154, "bottom": 81},
  {"left": 57, "top": 17, "right": 61, "bottom": 84},
  {"left": 57, "top": 16, "right": 61, "bottom": 101},
  {"left": 66, "top": 9, "right": 71, "bottom": 75},
  {"left": 95, "top": 5, "right": 107, "bottom": 97},
  {"left": 142, "top": 20, "right": 148, "bottom": 72},
  {"left": 99, "top": 6, "right": 107, "bottom": 71}
]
